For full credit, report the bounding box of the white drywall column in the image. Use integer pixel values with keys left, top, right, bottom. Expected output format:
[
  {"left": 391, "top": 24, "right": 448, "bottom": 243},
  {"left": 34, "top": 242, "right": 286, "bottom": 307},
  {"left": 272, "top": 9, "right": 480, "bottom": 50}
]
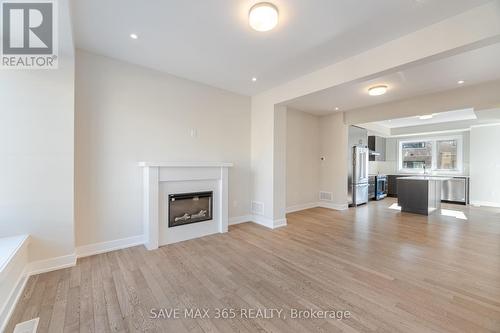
[
  {"left": 250, "top": 2, "right": 500, "bottom": 221},
  {"left": 470, "top": 124, "right": 500, "bottom": 207},
  {"left": 319, "top": 113, "right": 348, "bottom": 208}
]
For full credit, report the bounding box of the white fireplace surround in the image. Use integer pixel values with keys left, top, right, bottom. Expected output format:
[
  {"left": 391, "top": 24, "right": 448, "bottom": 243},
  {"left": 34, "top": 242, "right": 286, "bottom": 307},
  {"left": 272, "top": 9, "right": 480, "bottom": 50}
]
[{"left": 139, "top": 162, "right": 232, "bottom": 250}]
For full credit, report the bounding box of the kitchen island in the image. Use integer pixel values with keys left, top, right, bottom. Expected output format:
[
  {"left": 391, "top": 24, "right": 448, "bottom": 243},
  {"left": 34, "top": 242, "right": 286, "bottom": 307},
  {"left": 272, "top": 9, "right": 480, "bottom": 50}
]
[{"left": 397, "top": 176, "right": 450, "bottom": 215}]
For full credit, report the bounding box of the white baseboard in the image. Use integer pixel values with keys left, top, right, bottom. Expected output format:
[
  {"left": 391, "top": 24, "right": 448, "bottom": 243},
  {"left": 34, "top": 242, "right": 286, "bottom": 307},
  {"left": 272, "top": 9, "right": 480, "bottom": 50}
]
[
  {"left": 251, "top": 215, "right": 287, "bottom": 229},
  {"left": 228, "top": 215, "right": 253, "bottom": 225},
  {"left": 286, "top": 202, "right": 318, "bottom": 213},
  {"left": 76, "top": 235, "right": 144, "bottom": 258},
  {"left": 251, "top": 215, "right": 274, "bottom": 228},
  {"left": 470, "top": 200, "right": 500, "bottom": 208},
  {"left": 26, "top": 254, "right": 77, "bottom": 276},
  {"left": 318, "top": 201, "right": 349, "bottom": 211},
  {"left": 272, "top": 218, "right": 287, "bottom": 229},
  {"left": 286, "top": 201, "right": 349, "bottom": 213}
]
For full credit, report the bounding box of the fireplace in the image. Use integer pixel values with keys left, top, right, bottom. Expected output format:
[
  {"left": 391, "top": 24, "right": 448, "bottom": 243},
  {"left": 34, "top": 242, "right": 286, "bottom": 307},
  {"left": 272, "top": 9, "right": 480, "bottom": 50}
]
[{"left": 168, "top": 191, "right": 213, "bottom": 227}]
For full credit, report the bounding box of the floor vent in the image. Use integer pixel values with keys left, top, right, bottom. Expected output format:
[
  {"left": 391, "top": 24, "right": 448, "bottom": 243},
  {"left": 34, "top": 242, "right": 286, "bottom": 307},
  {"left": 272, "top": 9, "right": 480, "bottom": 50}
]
[
  {"left": 251, "top": 201, "right": 264, "bottom": 215},
  {"left": 319, "top": 191, "right": 333, "bottom": 201},
  {"left": 13, "top": 318, "right": 39, "bottom": 333}
]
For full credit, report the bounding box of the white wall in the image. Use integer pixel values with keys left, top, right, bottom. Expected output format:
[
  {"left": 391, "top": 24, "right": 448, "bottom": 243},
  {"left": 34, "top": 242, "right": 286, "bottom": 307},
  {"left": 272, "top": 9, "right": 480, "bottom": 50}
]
[
  {"left": 319, "top": 113, "right": 348, "bottom": 208},
  {"left": 75, "top": 50, "right": 251, "bottom": 247},
  {"left": 286, "top": 109, "right": 320, "bottom": 210},
  {"left": 0, "top": 3, "right": 75, "bottom": 261},
  {"left": 470, "top": 124, "right": 500, "bottom": 207}
]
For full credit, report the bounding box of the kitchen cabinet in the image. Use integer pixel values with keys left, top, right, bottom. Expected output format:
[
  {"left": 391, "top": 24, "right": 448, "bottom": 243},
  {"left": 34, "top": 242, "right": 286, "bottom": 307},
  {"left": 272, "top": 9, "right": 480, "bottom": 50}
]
[
  {"left": 387, "top": 175, "right": 398, "bottom": 197},
  {"left": 368, "top": 136, "right": 386, "bottom": 161}
]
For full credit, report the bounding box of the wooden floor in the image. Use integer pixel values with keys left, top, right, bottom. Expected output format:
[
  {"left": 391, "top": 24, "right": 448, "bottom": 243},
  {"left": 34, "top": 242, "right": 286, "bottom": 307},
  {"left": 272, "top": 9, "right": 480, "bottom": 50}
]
[{"left": 6, "top": 198, "right": 500, "bottom": 332}]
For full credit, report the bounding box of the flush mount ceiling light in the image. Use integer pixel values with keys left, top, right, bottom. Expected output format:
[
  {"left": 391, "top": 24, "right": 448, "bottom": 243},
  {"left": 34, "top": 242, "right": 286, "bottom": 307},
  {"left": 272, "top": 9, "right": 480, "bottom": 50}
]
[
  {"left": 457, "top": 80, "right": 465, "bottom": 84},
  {"left": 252, "top": 77, "right": 257, "bottom": 82},
  {"left": 249, "top": 2, "right": 279, "bottom": 32},
  {"left": 419, "top": 114, "right": 434, "bottom": 120},
  {"left": 129, "top": 33, "right": 138, "bottom": 39},
  {"left": 368, "top": 85, "right": 388, "bottom": 96}
]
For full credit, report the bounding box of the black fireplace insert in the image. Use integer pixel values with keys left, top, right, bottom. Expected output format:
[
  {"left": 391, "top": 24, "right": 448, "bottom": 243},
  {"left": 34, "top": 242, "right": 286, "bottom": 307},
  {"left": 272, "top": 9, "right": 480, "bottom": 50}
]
[{"left": 168, "top": 191, "right": 213, "bottom": 227}]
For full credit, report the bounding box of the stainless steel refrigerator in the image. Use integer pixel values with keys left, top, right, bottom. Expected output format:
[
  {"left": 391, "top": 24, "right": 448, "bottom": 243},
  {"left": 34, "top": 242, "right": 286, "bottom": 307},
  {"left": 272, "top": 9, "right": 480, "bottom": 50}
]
[{"left": 348, "top": 146, "right": 369, "bottom": 206}]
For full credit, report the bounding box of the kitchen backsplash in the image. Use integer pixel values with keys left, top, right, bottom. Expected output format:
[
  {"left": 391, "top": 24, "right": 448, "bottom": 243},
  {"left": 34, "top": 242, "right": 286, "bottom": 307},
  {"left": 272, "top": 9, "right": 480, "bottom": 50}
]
[{"left": 369, "top": 160, "right": 470, "bottom": 175}]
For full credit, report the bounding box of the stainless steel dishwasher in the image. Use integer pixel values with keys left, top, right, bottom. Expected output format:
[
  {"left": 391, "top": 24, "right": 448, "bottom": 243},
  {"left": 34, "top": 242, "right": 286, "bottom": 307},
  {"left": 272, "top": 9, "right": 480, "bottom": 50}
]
[{"left": 441, "top": 177, "right": 469, "bottom": 205}]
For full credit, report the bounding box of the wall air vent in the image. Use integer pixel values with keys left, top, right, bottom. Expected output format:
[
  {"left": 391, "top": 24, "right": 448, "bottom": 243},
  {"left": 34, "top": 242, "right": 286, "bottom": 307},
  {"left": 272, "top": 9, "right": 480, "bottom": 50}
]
[
  {"left": 14, "top": 318, "right": 39, "bottom": 333},
  {"left": 319, "top": 191, "right": 333, "bottom": 201},
  {"left": 251, "top": 201, "right": 264, "bottom": 215}
]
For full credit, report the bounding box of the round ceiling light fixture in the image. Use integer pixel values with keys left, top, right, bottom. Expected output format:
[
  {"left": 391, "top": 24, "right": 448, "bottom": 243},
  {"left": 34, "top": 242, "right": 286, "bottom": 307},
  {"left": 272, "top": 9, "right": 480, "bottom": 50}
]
[
  {"left": 368, "top": 85, "right": 388, "bottom": 96},
  {"left": 249, "top": 2, "right": 279, "bottom": 32}
]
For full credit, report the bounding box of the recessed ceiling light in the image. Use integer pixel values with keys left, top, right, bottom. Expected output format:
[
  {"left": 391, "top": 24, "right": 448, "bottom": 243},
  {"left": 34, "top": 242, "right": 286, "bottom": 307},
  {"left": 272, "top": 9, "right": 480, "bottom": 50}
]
[
  {"left": 419, "top": 114, "right": 434, "bottom": 120},
  {"left": 249, "top": 2, "right": 279, "bottom": 32},
  {"left": 252, "top": 77, "right": 257, "bottom": 82},
  {"left": 130, "top": 33, "right": 138, "bottom": 39},
  {"left": 335, "top": 107, "right": 340, "bottom": 111},
  {"left": 368, "top": 85, "right": 388, "bottom": 96},
  {"left": 457, "top": 80, "right": 465, "bottom": 84}
]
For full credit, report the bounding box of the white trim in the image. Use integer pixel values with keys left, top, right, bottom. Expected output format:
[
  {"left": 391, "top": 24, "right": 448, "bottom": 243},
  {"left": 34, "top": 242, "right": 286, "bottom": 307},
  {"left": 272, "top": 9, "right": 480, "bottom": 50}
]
[
  {"left": 251, "top": 215, "right": 287, "bottom": 229},
  {"left": 0, "top": 236, "right": 30, "bottom": 333},
  {"left": 228, "top": 215, "right": 253, "bottom": 225},
  {"left": 26, "top": 254, "right": 76, "bottom": 276},
  {"left": 286, "top": 202, "right": 318, "bottom": 213},
  {"left": 0, "top": 268, "right": 29, "bottom": 333},
  {"left": 138, "top": 161, "right": 233, "bottom": 168},
  {"left": 272, "top": 218, "right": 287, "bottom": 229},
  {"left": 76, "top": 235, "right": 144, "bottom": 258},
  {"left": 470, "top": 122, "right": 500, "bottom": 128},
  {"left": 318, "top": 201, "right": 349, "bottom": 211},
  {"left": 0, "top": 235, "right": 30, "bottom": 275},
  {"left": 251, "top": 215, "right": 275, "bottom": 228},
  {"left": 470, "top": 200, "right": 500, "bottom": 208}
]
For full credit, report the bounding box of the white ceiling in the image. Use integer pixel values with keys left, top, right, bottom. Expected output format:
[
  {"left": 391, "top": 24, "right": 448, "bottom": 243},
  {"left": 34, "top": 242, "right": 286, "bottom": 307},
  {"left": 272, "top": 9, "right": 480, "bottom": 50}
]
[
  {"left": 373, "top": 109, "right": 477, "bottom": 128},
  {"left": 71, "top": 0, "right": 491, "bottom": 96},
  {"left": 286, "top": 42, "right": 500, "bottom": 114}
]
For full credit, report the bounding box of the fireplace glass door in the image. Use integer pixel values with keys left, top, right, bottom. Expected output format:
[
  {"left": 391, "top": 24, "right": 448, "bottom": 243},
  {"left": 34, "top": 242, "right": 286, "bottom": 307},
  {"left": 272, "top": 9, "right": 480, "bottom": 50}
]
[{"left": 168, "top": 191, "right": 213, "bottom": 227}]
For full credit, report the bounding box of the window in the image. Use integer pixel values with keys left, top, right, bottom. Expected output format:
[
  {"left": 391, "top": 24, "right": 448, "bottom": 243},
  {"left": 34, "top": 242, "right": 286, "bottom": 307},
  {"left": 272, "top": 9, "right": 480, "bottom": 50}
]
[
  {"left": 398, "top": 135, "right": 462, "bottom": 173},
  {"left": 436, "top": 140, "right": 458, "bottom": 170},
  {"left": 401, "top": 141, "right": 432, "bottom": 170}
]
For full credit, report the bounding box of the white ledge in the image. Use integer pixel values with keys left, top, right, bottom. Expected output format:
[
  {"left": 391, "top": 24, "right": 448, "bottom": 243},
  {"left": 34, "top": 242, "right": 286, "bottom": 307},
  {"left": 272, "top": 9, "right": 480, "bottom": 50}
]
[
  {"left": 0, "top": 235, "right": 30, "bottom": 275},
  {"left": 138, "top": 161, "right": 233, "bottom": 168}
]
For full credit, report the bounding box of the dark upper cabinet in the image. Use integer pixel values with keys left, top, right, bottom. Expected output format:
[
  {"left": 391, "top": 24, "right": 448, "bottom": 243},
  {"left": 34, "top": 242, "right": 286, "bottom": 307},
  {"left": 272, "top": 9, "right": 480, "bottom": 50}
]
[{"left": 368, "top": 136, "right": 386, "bottom": 161}]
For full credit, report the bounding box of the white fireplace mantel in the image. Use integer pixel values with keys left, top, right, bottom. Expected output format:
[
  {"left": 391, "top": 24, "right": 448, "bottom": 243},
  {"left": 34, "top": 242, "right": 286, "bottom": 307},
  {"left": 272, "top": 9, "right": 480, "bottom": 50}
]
[
  {"left": 138, "top": 161, "right": 233, "bottom": 168},
  {"left": 139, "top": 161, "right": 233, "bottom": 250}
]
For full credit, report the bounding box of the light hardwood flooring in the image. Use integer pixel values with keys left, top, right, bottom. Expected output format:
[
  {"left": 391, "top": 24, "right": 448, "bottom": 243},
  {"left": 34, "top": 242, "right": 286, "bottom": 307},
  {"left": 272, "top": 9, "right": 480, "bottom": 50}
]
[{"left": 6, "top": 198, "right": 500, "bottom": 332}]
